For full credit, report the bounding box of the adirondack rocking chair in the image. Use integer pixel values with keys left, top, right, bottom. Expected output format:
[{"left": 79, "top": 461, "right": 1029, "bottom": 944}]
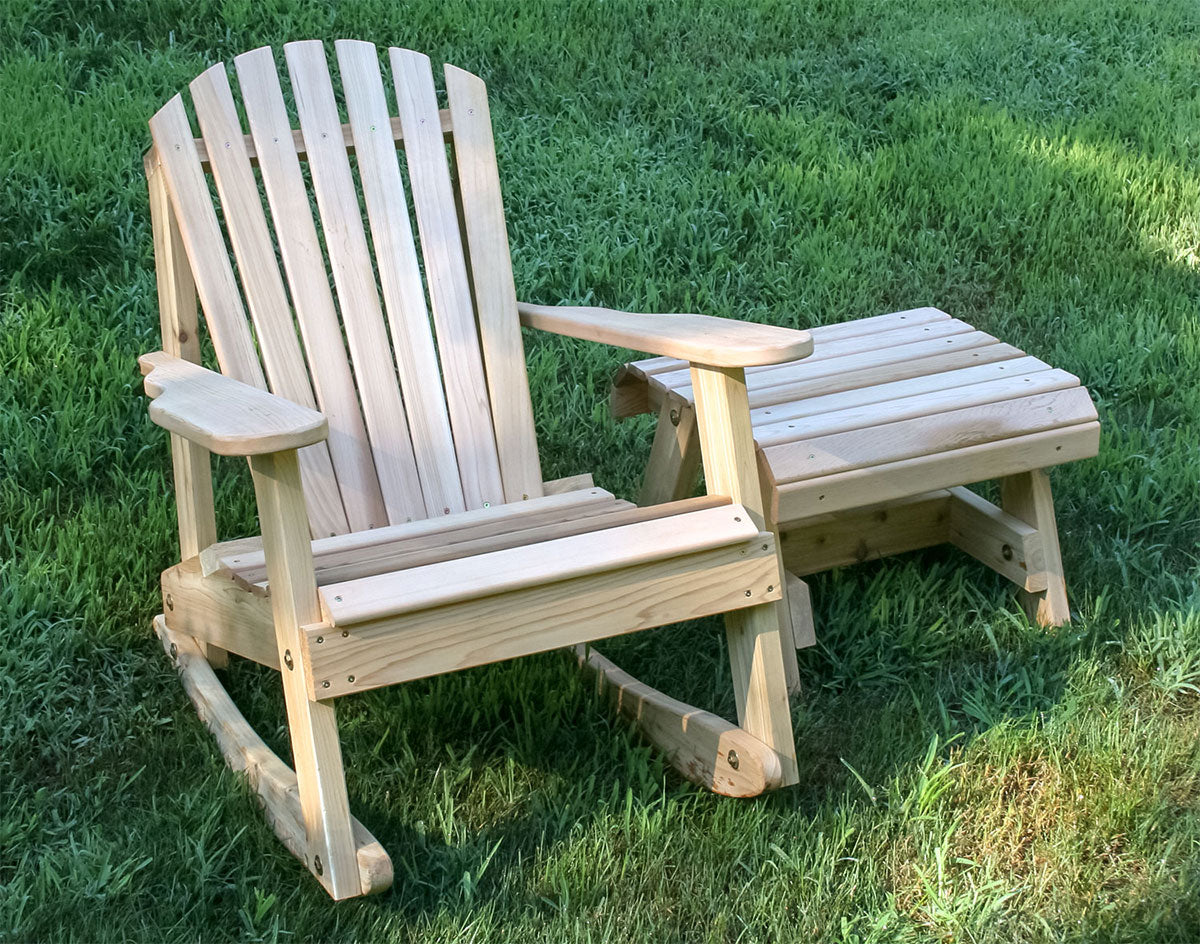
[{"left": 141, "top": 41, "right": 813, "bottom": 899}]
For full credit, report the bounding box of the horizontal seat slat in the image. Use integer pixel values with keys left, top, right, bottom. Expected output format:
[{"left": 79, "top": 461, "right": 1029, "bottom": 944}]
[
  {"left": 764, "top": 386, "right": 1099, "bottom": 485},
  {"left": 754, "top": 368, "right": 1081, "bottom": 446},
  {"left": 320, "top": 503, "right": 762, "bottom": 625}
]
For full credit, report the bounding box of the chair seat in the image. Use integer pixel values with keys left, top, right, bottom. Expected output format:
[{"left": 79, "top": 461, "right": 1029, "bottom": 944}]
[{"left": 617, "top": 307, "right": 1101, "bottom": 521}]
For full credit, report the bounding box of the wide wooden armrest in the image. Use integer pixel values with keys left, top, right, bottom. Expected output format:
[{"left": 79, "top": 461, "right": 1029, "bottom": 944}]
[
  {"left": 516, "top": 302, "right": 813, "bottom": 368},
  {"left": 138, "top": 351, "right": 328, "bottom": 456}
]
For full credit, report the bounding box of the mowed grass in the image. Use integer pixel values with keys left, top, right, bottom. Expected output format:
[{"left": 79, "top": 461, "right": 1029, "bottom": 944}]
[{"left": 2, "top": 0, "right": 1199, "bottom": 940}]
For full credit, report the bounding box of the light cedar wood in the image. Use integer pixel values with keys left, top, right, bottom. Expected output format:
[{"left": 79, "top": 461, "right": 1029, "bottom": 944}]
[
  {"left": 773, "top": 421, "right": 1101, "bottom": 522},
  {"left": 154, "top": 617, "right": 392, "bottom": 895},
  {"left": 542, "top": 473, "right": 595, "bottom": 494},
  {"left": 1001, "top": 469, "right": 1072, "bottom": 625},
  {"left": 391, "top": 47, "right": 505, "bottom": 510},
  {"left": 141, "top": 352, "right": 327, "bottom": 455},
  {"left": 186, "top": 108, "right": 454, "bottom": 171},
  {"left": 234, "top": 46, "right": 388, "bottom": 533},
  {"left": 639, "top": 400, "right": 701, "bottom": 506},
  {"left": 163, "top": 559, "right": 277, "bottom": 667},
  {"left": 249, "top": 449, "right": 359, "bottom": 899},
  {"left": 319, "top": 503, "right": 761, "bottom": 625},
  {"left": 446, "top": 64, "right": 544, "bottom": 503},
  {"left": 235, "top": 496, "right": 730, "bottom": 590},
  {"left": 147, "top": 160, "right": 227, "bottom": 668},
  {"left": 763, "top": 387, "right": 1098, "bottom": 485},
  {"left": 148, "top": 97, "right": 265, "bottom": 388},
  {"left": 578, "top": 646, "right": 784, "bottom": 797},
  {"left": 517, "top": 302, "right": 813, "bottom": 368},
  {"left": 947, "top": 486, "right": 1047, "bottom": 591},
  {"left": 189, "top": 63, "right": 349, "bottom": 537},
  {"left": 301, "top": 536, "right": 782, "bottom": 697},
  {"left": 204, "top": 487, "right": 623, "bottom": 579},
  {"left": 284, "top": 40, "right": 425, "bottom": 523},
  {"left": 335, "top": 40, "right": 465, "bottom": 518},
  {"left": 689, "top": 363, "right": 800, "bottom": 786},
  {"left": 785, "top": 573, "right": 816, "bottom": 649}
]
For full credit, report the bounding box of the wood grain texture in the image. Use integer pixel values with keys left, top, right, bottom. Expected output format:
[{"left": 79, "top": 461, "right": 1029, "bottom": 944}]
[
  {"left": 249, "top": 450, "right": 359, "bottom": 899},
  {"left": 518, "top": 302, "right": 813, "bottom": 368},
  {"left": 285, "top": 40, "right": 425, "bottom": 524},
  {"left": 302, "top": 536, "right": 781, "bottom": 696},
  {"left": 446, "top": 63, "right": 544, "bottom": 502},
  {"left": 639, "top": 400, "right": 701, "bottom": 506},
  {"left": 320, "top": 503, "right": 761, "bottom": 625},
  {"left": 579, "top": 646, "right": 783, "bottom": 797},
  {"left": 391, "top": 47, "right": 504, "bottom": 509},
  {"left": 335, "top": 40, "right": 465, "bottom": 518},
  {"left": 155, "top": 617, "right": 392, "bottom": 896},
  {"left": 141, "top": 352, "right": 327, "bottom": 455},
  {"left": 1001, "top": 469, "right": 1071, "bottom": 625},
  {"left": 948, "top": 486, "right": 1047, "bottom": 592},
  {"left": 689, "top": 364, "right": 799, "bottom": 786},
  {"left": 189, "top": 63, "right": 348, "bottom": 537},
  {"left": 234, "top": 46, "right": 388, "bottom": 533}
]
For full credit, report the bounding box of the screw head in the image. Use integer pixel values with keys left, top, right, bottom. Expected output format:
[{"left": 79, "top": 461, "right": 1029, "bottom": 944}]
[
  {"left": 316, "top": 635, "right": 324, "bottom": 644},
  {"left": 669, "top": 408, "right": 681, "bottom": 427},
  {"left": 284, "top": 649, "right": 294, "bottom": 671},
  {"left": 341, "top": 630, "right": 349, "bottom": 638},
  {"left": 727, "top": 749, "right": 740, "bottom": 770},
  {"left": 347, "top": 675, "right": 355, "bottom": 683},
  {"left": 313, "top": 854, "right": 323, "bottom": 876},
  {"left": 744, "top": 590, "right": 752, "bottom": 597},
  {"left": 322, "top": 680, "right": 330, "bottom": 689},
  {"left": 165, "top": 593, "right": 174, "bottom": 611},
  {"left": 1001, "top": 544, "right": 1014, "bottom": 561},
  {"left": 169, "top": 642, "right": 178, "bottom": 659}
]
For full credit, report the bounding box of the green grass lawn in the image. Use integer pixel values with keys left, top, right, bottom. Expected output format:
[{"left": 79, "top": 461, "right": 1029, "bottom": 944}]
[{"left": 3, "top": 0, "right": 1199, "bottom": 940}]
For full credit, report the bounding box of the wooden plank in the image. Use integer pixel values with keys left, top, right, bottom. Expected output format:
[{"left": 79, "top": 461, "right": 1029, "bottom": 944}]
[
  {"left": 391, "top": 47, "right": 504, "bottom": 510},
  {"left": 667, "top": 330, "right": 1005, "bottom": 398},
  {"left": 947, "top": 486, "right": 1047, "bottom": 592},
  {"left": 764, "top": 387, "right": 1098, "bottom": 485},
  {"left": 773, "top": 421, "right": 1101, "bottom": 522},
  {"left": 779, "top": 490, "right": 953, "bottom": 575},
  {"left": 320, "top": 503, "right": 760, "bottom": 625},
  {"left": 690, "top": 364, "right": 799, "bottom": 786},
  {"left": 184, "top": 108, "right": 454, "bottom": 171},
  {"left": 154, "top": 617, "right": 392, "bottom": 897},
  {"left": 1001, "top": 469, "right": 1071, "bottom": 625},
  {"left": 335, "top": 40, "right": 465, "bottom": 518},
  {"left": 209, "top": 486, "right": 622, "bottom": 578},
  {"left": 784, "top": 572, "right": 816, "bottom": 649},
  {"left": 754, "top": 369, "right": 1082, "bottom": 447},
  {"left": 579, "top": 646, "right": 783, "bottom": 797},
  {"left": 302, "top": 536, "right": 781, "bottom": 696},
  {"left": 141, "top": 352, "right": 327, "bottom": 455},
  {"left": 284, "top": 40, "right": 425, "bottom": 524},
  {"left": 749, "top": 356, "right": 1053, "bottom": 425},
  {"left": 542, "top": 473, "right": 595, "bottom": 494},
  {"left": 518, "top": 302, "right": 814, "bottom": 368},
  {"left": 234, "top": 46, "right": 387, "bottom": 533},
  {"left": 446, "top": 64, "right": 545, "bottom": 503},
  {"left": 148, "top": 157, "right": 227, "bottom": 668},
  {"left": 148, "top": 96, "right": 265, "bottom": 388},
  {"left": 163, "top": 559, "right": 278, "bottom": 667},
  {"left": 189, "top": 63, "right": 349, "bottom": 538},
  {"left": 248, "top": 449, "right": 359, "bottom": 899},
  {"left": 639, "top": 400, "right": 701, "bottom": 505}
]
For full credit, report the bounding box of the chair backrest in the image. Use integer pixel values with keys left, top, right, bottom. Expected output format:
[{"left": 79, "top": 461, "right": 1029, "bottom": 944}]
[{"left": 146, "top": 41, "right": 543, "bottom": 537}]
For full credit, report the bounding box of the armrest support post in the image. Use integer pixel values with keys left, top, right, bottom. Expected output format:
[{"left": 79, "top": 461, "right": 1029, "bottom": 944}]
[{"left": 690, "top": 363, "right": 799, "bottom": 785}]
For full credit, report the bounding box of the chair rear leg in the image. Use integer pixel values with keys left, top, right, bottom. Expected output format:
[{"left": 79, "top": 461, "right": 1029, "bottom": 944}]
[
  {"left": 639, "top": 399, "right": 702, "bottom": 506},
  {"left": 1000, "top": 469, "right": 1071, "bottom": 626},
  {"left": 251, "top": 451, "right": 361, "bottom": 898}
]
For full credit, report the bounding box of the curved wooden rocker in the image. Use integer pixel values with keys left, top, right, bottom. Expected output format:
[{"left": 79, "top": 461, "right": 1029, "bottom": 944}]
[{"left": 142, "top": 41, "right": 810, "bottom": 898}]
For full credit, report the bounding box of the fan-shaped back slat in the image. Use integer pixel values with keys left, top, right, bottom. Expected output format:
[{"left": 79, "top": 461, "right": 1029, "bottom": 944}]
[
  {"left": 335, "top": 40, "right": 465, "bottom": 517},
  {"left": 189, "top": 65, "right": 350, "bottom": 538},
  {"left": 234, "top": 48, "right": 388, "bottom": 534},
  {"left": 284, "top": 40, "right": 425, "bottom": 525},
  {"left": 390, "top": 48, "right": 504, "bottom": 510},
  {"left": 445, "top": 65, "right": 543, "bottom": 503},
  {"left": 149, "top": 41, "right": 544, "bottom": 539}
]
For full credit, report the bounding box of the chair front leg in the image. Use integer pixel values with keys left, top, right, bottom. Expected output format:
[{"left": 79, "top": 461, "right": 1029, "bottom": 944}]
[
  {"left": 690, "top": 364, "right": 799, "bottom": 786},
  {"left": 249, "top": 449, "right": 360, "bottom": 898},
  {"left": 1000, "top": 469, "right": 1071, "bottom": 626}
]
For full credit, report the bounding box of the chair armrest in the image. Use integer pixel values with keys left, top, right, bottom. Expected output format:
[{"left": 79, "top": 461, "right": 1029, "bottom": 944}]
[
  {"left": 139, "top": 351, "right": 327, "bottom": 456},
  {"left": 516, "top": 302, "right": 813, "bottom": 368}
]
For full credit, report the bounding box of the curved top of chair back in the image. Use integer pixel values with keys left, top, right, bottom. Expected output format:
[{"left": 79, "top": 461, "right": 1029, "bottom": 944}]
[{"left": 146, "top": 41, "right": 543, "bottom": 536}]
